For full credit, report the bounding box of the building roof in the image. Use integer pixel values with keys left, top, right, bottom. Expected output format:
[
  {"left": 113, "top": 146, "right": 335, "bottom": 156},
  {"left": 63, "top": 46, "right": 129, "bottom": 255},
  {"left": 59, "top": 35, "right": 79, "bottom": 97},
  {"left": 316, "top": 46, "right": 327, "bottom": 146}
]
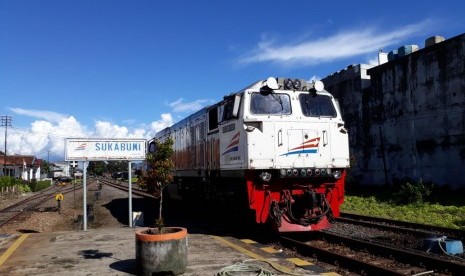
[{"left": 0, "top": 155, "right": 41, "bottom": 167}]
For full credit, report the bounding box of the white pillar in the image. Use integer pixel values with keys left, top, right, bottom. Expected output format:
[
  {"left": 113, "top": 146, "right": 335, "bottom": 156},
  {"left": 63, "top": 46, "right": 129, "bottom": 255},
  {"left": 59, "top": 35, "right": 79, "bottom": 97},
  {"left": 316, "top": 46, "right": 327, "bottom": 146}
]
[
  {"left": 128, "top": 161, "right": 133, "bottom": 227},
  {"left": 83, "top": 161, "right": 88, "bottom": 231}
]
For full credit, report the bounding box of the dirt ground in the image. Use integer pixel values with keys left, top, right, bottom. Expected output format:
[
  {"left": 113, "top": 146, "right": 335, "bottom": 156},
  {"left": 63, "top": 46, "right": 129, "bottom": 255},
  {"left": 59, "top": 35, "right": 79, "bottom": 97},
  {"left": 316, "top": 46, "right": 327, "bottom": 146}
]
[
  {"left": 0, "top": 180, "right": 147, "bottom": 234},
  {"left": 0, "top": 179, "right": 244, "bottom": 235}
]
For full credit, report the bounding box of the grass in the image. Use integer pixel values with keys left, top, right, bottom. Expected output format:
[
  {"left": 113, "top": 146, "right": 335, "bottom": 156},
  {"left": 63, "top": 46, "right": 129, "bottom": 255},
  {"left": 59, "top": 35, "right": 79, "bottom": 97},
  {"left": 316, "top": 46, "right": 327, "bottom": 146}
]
[{"left": 341, "top": 184, "right": 465, "bottom": 230}]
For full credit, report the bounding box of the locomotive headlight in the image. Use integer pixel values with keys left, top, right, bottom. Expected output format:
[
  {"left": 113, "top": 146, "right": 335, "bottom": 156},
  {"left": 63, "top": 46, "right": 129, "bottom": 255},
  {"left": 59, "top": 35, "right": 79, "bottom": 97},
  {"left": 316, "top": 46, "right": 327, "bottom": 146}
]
[
  {"left": 280, "top": 169, "right": 287, "bottom": 177},
  {"left": 260, "top": 172, "right": 272, "bottom": 182},
  {"left": 287, "top": 169, "right": 292, "bottom": 176},
  {"left": 292, "top": 169, "right": 299, "bottom": 176},
  {"left": 332, "top": 170, "right": 342, "bottom": 179},
  {"left": 312, "top": 80, "right": 324, "bottom": 92},
  {"left": 321, "top": 169, "right": 327, "bottom": 176},
  {"left": 293, "top": 79, "right": 302, "bottom": 90},
  {"left": 300, "top": 169, "right": 306, "bottom": 176},
  {"left": 263, "top": 77, "right": 279, "bottom": 90},
  {"left": 314, "top": 169, "right": 320, "bottom": 175},
  {"left": 284, "top": 78, "right": 294, "bottom": 90},
  {"left": 306, "top": 169, "right": 313, "bottom": 176}
]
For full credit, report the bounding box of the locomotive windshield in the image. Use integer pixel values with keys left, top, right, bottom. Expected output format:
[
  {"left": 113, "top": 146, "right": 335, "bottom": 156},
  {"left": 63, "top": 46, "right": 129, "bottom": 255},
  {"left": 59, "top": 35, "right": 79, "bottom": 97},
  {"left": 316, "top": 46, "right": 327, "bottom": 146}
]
[
  {"left": 299, "top": 94, "right": 337, "bottom": 118},
  {"left": 250, "top": 92, "right": 291, "bottom": 115}
]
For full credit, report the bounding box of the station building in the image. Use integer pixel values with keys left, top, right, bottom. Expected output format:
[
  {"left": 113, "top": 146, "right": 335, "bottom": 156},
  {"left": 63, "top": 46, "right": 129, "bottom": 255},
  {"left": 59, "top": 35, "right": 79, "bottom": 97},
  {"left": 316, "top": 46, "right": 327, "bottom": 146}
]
[{"left": 0, "top": 152, "right": 42, "bottom": 180}]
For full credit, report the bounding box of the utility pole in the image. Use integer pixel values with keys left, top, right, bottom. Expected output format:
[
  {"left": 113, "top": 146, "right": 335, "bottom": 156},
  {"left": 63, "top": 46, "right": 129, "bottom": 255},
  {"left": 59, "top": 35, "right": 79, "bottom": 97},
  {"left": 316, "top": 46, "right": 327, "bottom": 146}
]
[
  {"left": 47, "top": 149, "right": 50, "bottom": 176},
  {"left": 1, "top": 115, "right": 12, "bottom": 176}
]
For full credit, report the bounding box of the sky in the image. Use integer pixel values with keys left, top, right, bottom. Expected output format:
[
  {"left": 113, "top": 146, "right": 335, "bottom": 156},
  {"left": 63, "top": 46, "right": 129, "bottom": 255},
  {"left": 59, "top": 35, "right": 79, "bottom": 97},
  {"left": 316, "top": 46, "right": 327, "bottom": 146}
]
[{"left": 1, "top": 0, "right": 464, "bottom": 161}]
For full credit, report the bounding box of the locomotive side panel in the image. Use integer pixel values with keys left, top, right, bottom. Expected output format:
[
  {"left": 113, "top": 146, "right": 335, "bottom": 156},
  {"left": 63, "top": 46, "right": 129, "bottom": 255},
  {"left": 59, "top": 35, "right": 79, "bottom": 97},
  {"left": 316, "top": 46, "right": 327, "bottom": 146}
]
[
  {"left": 206, "top": 107, "right": 221, "bottom": 172},
  {"left": 218, "top": 94, "right": 247, "bottom": 171},
  {"left": 155, "top": 109, "right": 210, "bottom": 178}
]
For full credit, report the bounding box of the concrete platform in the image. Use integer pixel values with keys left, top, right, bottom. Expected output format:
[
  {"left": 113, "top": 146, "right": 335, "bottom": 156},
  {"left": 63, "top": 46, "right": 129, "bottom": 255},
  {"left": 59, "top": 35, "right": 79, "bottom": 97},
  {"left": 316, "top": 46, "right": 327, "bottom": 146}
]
[{"left": 0, "top": 227, "right": 338, "bottom": 275}]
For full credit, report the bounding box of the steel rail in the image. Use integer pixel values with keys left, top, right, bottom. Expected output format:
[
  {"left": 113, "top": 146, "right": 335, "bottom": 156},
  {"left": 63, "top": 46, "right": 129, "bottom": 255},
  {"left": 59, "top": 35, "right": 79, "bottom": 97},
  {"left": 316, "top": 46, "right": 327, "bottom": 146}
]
[
  {"left": 98, "top": 178, "right": 157, "bottom": 198},
  {"left": 313, "top": 231, "right": 465, "bottom": 275},
  {"left": 0, "top": 184, "right": 58, "bottom": 212},
  {"left": 0, "top": 184, "right": 83, "bottom": 228},
  {"left": 340, "top": 212, "right": 465, "bottom": 240},
  {"left": 279, "top": 235, "right": 407, "bottom": 275}
]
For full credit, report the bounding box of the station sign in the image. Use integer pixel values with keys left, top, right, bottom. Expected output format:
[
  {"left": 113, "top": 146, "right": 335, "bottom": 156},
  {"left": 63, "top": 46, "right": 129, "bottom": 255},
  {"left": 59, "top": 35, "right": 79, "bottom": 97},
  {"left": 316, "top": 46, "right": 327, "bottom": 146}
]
[{"left": 65, "top": 138, "right": 146, "bottom": 161}]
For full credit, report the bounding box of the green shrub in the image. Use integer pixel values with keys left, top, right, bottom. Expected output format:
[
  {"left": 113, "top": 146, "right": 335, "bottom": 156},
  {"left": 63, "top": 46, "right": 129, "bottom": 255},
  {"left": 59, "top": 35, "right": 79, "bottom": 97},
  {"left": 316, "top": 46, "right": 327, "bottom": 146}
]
[
  {"left": 394, "top": 179, "right": 433, "bottom": 204},
  {"left": 342, "top": 195, "right": 465, "bottom": 229},
  {"left": 0, "top": 176, "right": 22, "bottom": 188},
  {"left": 0, "top": 177, "right": 32, "bottom": 194},
  {"left": 28, "top": 179, "right": 51, "bottom": 192},
  {"left": 17, "top": 184, "right": 31, "bottom": 193},
  {"left": 36, "top": 180, "right": 51, "bottom": 191}
]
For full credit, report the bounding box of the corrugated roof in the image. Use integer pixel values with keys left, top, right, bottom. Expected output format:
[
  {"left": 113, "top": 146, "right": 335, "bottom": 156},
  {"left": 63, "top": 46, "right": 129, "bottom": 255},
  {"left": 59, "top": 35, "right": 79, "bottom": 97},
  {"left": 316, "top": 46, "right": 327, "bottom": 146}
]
[{"left": 0, "top": 155, "right": 41, "bottom": 167}]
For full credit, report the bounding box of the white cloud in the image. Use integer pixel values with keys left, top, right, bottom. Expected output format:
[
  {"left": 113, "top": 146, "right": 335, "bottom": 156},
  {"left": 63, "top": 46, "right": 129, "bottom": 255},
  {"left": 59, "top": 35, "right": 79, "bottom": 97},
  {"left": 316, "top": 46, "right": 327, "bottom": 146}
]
[
  {"left": 2, "top": 111, "right": 151, "bottom": 159},
  {"left": 94, "top": 121, "right": 129, "bottom": 138},
  {"left": 168, "top": 98, "right": 213, "bottom": 113},
  {"left": 6, "top": 117, "right": 86, "bottom": 157},
  {"left": 2, "top": 106, "right": 192, "bottom": 160},
  {"left": 308, "top": 75, "right": 321, "bottom": 82},
  {"left": 239, "top": 20, "right": 432, "bottom": 66},
  {"left": 150, "top": 113, "right": 173, "bottom": 135},
  {"left": 10, "top": 107, "right": 68, "bottom": 123}
]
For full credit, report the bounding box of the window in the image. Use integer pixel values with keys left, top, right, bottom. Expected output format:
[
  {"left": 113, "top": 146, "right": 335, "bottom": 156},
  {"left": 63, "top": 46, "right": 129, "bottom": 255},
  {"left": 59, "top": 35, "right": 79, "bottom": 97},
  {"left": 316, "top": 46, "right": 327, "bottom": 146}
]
[
  {"left": 299, "top": 94, "right": 337, "bottom": 117},
  {"left": 219, "top": 94, "right": 241, "bottom": 122},
  {"left": 208, "top": 108, "right": 218, "bottom": 131},
  {"left": 148, "top": 141, "right": 156, "bottom": 153},
  {"left": 250, "top": 93, "right": 291, "bottom": 115}
]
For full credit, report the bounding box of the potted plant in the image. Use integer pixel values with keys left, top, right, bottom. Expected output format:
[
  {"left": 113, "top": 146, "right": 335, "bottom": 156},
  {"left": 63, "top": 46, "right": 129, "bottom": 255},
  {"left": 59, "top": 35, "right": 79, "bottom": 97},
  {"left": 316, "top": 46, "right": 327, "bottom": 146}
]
[{"left": 135, "top": 137, "right": 188, "bottom": 276}]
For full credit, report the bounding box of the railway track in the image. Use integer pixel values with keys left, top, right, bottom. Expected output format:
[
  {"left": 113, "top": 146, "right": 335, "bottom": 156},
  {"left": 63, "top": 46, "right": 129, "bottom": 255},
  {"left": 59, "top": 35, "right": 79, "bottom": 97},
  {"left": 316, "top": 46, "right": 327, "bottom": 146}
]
[
  {"left": 274, "top": 212, "right": 465, "bottom": 275},
  {"left": 97, "top": 178, "right": 156, "bottom": 198},
  {"left": 339, "top": 212, "right": 465, "bottom": 241},
  {"left": 334, "top": 213, "right": 465, "bottom": 258},
  {"left": 279, "top": 231, "right": 463, "bottom": 275},
  {"left": 0, "top": 183, "right": 82, "bottom": 228}
]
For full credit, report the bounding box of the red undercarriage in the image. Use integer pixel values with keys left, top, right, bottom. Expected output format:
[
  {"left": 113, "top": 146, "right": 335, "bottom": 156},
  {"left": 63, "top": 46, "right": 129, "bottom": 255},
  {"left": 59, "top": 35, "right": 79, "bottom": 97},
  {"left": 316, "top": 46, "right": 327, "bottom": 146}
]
[{"left": 246, "top": 171, "right": 346, "bottom": 232}]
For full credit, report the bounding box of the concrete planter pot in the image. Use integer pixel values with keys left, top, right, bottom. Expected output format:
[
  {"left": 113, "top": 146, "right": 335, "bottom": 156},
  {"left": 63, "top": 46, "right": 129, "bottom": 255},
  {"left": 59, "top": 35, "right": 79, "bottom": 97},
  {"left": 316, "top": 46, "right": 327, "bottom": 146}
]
[{"left": 135, "top": 227, "right": 188, "bottom": 276}]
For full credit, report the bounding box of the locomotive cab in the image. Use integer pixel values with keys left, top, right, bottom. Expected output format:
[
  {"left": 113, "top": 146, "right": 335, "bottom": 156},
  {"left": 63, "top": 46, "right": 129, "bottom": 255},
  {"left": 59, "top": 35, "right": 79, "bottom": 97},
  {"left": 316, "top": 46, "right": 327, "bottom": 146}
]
[{"left": 216, "top": 77, "right": 349, "bottom": 231}]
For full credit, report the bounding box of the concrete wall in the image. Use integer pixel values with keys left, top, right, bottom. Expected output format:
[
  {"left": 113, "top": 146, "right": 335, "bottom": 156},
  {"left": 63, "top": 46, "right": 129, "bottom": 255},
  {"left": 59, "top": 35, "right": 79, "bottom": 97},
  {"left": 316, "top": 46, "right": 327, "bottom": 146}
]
[{"left": 323, "top": 33, "right": 465, "bottom": 187}]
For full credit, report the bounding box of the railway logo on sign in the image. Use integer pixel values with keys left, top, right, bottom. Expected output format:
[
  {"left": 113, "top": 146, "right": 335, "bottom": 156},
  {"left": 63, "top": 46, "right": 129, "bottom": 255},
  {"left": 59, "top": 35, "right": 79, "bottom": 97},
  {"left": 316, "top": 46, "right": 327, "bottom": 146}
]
[{"left": 75, "top": 143, "right": 87, "bottom": 151}]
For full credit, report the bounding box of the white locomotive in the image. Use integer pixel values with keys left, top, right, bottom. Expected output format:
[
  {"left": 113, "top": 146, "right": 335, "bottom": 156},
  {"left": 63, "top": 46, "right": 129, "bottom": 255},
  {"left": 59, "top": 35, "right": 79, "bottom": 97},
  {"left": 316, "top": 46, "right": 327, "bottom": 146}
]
[{"left": 149, "top": 77, "right": 350, "bottom": 232}]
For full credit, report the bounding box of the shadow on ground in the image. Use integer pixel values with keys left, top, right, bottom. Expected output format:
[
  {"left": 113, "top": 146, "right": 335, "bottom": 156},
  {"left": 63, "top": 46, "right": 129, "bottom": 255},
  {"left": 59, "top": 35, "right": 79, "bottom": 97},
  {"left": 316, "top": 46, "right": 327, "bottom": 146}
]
[
  {"left": 102, "top": 195, "right": 278, "bottom": 243},
  {"left": 109, "top": 259, "right": 137, "bottom": 275},
  {"left": 102, "top": 197, "right": 158, "bottom": 227}
]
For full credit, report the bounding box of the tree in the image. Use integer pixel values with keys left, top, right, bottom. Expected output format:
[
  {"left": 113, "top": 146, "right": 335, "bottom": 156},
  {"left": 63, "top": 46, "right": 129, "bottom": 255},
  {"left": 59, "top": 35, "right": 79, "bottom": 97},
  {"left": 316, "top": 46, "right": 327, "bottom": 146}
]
[
  {"left": 112, "top": 161, "right": 128, "bottom": 172},
  {"left": 41, "top": 160, "right": 51, "bottom": 175},
  {"left": 88, "top": 161, "right": 107, "bottom": 176},
  {"left": 138, "top": 138, "right": 174, "bottom": 231}
]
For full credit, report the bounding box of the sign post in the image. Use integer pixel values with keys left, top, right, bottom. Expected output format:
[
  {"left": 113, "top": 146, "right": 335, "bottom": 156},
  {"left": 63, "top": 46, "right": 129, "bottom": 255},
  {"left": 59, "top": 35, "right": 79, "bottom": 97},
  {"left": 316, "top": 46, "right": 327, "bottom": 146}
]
[
  {"left": 83, "top": 161, "right": 88, "bottom": 231},
  {"left": 128, "top": 161, "right": 132, "bottom": 227},
  {"left": 65, "top": 138, "right": 146, "bottom": 231},
  {"left": 70, "top": 161, "right": 78, "bottom": 206}
]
